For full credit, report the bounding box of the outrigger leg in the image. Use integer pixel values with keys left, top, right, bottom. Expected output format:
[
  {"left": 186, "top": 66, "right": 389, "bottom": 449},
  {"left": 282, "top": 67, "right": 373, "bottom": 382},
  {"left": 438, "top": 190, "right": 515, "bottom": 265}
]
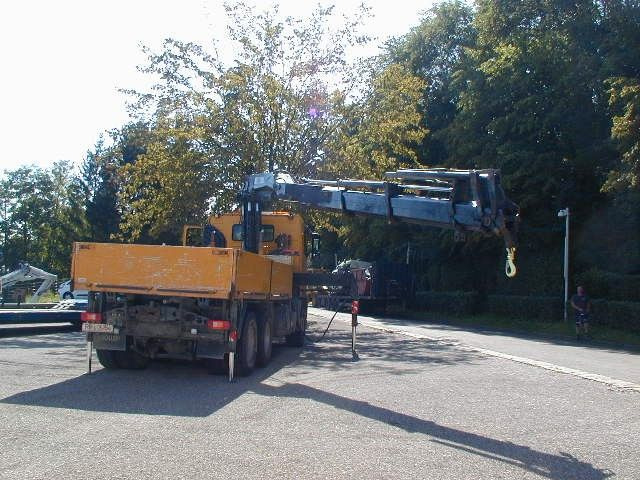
[
  {"left": 228, "top": 352, "right": 235, "bottom": 382},
  {"left": 86, "top": 333, "right": 93, "bottom": 374}
]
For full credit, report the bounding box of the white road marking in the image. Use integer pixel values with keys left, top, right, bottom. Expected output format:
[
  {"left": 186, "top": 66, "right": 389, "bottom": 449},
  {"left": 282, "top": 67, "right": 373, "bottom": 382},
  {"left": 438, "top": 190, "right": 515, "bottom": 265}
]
[{"left": 310, "top": 309, "right": 640, "bottom": 394}]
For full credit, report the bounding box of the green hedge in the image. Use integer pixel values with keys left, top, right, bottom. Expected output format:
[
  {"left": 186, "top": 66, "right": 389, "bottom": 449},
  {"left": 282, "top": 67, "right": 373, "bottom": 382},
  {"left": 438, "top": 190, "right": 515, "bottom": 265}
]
[
  {"left": 413, "top": 291, "right": 640, "bottom": 332},
  {"left": 485, "top": 294, "right": 563, "bottom": 321},
  {"left": 590, "top": 299, "right": 640, "bottom": 332},
  {"left": 413, "top": 291, "right": 481, "bottom": 315},
  {"left": 574, "top": 268, "right": 640, "bottom": 302}
]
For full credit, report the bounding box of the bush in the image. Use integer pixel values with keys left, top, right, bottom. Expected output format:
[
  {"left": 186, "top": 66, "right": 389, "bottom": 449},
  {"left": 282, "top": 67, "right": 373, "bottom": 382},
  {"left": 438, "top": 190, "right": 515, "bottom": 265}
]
[
  {"left": 413, "top": 291, "right": 481, "bottom": 315},
  {"left": 574, "top": 268, "right": 640, "bottom": 302},
  {"left": 590, "top": 299, "right": 640, "bottom": 332},
  {"left": 412, "top": 291, "right": 640, "bottom": 333},
  {"left": 486, "top": 295, "right": 563, "bottom": 321}
]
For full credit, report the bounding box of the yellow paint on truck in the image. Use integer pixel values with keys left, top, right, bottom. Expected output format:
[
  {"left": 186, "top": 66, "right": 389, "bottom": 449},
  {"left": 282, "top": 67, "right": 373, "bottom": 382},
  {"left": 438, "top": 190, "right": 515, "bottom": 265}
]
[{"left": 72, "top": 243, "right": 293, "bottom": 300}]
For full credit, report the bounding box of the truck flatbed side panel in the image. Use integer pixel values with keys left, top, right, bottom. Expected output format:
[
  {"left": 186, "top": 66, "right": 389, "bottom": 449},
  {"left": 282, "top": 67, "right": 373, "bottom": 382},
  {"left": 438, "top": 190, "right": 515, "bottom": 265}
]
[
  {"left": 234, "top": 251, "right": 272, "bottom": 299},
  {"left": 269, "top": 259, "right": 294, "bottom": 299},
  {"left": 72, "top": 243, "right": 234, "bottom": 299}
]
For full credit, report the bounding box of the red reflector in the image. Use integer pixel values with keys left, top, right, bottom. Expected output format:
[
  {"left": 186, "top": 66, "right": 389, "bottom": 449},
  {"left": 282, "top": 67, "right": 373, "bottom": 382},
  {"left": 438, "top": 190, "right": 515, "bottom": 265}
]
[
  {"left": 81, "top": 312, "right": 103, "bottom": 323},
  {"left": 351, "top": 300, "right": 359, "bottom": 314},
  {"left": 206, "top": 319, "right": 231, "bottom": 330},
  {"left": 229, "top": 330, "right": 238, "bottom": 342}
]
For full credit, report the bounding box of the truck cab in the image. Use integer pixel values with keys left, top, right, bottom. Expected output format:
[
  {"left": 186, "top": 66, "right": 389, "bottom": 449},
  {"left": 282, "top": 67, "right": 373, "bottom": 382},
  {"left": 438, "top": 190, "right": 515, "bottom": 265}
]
[{"left": 183, "top": 211, "right": 309, "bottom": 273}]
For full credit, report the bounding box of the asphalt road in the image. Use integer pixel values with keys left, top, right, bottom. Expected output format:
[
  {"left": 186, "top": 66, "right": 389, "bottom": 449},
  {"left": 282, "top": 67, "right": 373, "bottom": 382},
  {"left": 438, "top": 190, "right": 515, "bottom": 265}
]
[
  {"left": 312, "top": 308, "right": 640, "bottom": 386},
  {"left": 0, "top": 310, "right": 638, "bottom": 479}
]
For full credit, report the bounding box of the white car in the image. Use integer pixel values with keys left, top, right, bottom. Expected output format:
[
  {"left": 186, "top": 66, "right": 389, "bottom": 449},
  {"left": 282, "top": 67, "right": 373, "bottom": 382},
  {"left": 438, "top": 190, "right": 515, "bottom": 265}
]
[{"left": 58, "top": 280, "right": 88, "bottom": 300}]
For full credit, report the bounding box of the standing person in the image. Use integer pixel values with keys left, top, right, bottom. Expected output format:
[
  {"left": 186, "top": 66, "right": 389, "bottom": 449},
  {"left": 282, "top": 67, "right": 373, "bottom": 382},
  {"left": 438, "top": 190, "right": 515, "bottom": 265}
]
[{"left": 571, "top": 286, "right": 592, "bottom": 340}]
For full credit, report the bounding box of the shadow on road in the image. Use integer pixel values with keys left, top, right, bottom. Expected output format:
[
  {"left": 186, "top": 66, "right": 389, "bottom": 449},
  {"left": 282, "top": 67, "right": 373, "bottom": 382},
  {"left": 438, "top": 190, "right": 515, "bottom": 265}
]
[
  {"left": 301, "top": 328, "right": 485, "bottom": 375},
  {"left": 254, "top": 382, "right": 614, "bottom": 480},
  {"left": 0, "top": 328, "right": 614, "bottom": 480},
  {"left": 0, "top": 329, "right": 481, "bottom": 416}
]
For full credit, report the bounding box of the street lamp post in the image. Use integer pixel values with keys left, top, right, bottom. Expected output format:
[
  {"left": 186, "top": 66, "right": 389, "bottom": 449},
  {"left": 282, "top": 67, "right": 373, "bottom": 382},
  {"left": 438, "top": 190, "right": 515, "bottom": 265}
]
[{"left": 557, "top": 208, "right": 570, "bottom": 322}]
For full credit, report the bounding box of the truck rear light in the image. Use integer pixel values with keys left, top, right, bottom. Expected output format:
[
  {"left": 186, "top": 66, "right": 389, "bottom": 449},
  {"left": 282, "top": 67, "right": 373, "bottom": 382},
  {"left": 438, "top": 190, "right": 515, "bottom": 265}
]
[
  {"left": 229, "top": 330, "right": 238, "bottom": 342},
  {"left": 206, "top": 319, "right": 231, "bottom": 330},
  {"left": 81, "top": 312, "right": 103, "bottom": 323}
]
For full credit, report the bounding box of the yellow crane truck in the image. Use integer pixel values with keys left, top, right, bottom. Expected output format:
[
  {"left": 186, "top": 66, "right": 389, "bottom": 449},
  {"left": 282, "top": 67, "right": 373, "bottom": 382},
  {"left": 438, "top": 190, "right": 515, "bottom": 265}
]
[{"left": 72, "top": 169, "right": 519, "bottom": 379}]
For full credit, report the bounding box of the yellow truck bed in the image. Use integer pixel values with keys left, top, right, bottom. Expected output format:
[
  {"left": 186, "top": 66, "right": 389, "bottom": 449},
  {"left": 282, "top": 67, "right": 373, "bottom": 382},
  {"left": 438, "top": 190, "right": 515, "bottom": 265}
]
[{"left": 71, "top": 242, "right": 293, "bottom": 300}]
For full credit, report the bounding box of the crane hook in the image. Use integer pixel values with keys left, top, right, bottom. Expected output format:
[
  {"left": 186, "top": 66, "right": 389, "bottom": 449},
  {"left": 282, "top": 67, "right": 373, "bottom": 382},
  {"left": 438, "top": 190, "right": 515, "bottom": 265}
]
[{"left": 505, "top": 247, "right": 517, "bottom": 278}]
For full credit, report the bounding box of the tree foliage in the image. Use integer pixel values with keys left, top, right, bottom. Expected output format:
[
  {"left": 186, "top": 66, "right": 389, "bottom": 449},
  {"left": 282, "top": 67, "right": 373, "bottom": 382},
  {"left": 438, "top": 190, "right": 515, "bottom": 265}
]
[
  {"left": 116, "top": 3, "right": 381, "bottom": 241},
  {"left": 381, "top": 0, "right": 640, "bottom": 291},
  {"left": 6, "top": 0, "right": 640, "bottom": 296},
  {"left": 0, "top": 162, "right": 89, "bottom": 276},
  {"left": 81, "top": 123, "right": 149, "bottom": 242},
  {"left": 606, "top": 77, "right": 640, "bottom": 192}
]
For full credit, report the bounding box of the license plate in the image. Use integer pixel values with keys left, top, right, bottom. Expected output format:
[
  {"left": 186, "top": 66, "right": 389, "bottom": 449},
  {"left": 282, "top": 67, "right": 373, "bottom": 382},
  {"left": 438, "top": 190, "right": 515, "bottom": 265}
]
[{"left": 82, "top": 323, "right": 115, "bottom": 333}]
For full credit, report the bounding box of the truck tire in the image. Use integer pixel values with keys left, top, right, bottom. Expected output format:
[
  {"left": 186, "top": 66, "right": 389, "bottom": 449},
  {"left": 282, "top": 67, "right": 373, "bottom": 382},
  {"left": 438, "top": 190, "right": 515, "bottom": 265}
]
[
  {"left": 96, "top": 349, "right": 119, "bottom": 369},
  {"left": 256, "top": 316, "right": 273, "bottom": 367},
  {"left": 285, "top": 301, "right": 307, "bottom": 347},
  {"left": 237, "top": 313, "right": 258, "bottom": 376},
  {"left": 114, "top": 349, "right": 149, "bottom": 369},
  {"left": 113, "top": 338, "right": 149, "bottom": 369}
]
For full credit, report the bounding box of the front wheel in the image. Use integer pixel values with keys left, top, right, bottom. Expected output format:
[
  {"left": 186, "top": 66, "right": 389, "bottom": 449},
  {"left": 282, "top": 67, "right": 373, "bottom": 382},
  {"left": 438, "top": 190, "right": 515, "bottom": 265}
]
[{"left": 63, "top": 292, "right": 74, "bottom": 299}]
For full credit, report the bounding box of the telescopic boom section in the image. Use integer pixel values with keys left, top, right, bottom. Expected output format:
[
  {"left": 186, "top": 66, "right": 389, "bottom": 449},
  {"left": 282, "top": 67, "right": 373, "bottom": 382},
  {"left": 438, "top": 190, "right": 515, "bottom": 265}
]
[{"left": 241, "top": 169, "right": 520, "bottom": 277}]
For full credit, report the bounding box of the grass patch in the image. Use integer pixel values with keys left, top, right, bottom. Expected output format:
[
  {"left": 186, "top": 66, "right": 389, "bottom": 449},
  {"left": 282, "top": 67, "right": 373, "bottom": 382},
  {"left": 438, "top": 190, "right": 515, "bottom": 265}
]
[
  {"left": 26, "top": 292, "right": 59, "bottom": 303},
  {"left": 408, "top": 311, "right": 640, "bottom": 348}
]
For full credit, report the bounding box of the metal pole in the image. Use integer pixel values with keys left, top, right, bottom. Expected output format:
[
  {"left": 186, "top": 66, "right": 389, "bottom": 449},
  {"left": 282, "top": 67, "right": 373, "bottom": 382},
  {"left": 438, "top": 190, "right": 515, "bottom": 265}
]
[
  {"left": 351, "top": 300, "right": 359, "bottom": 361},
  {"left": 563, "top": 208, "right": 570, "bottom": 323}
]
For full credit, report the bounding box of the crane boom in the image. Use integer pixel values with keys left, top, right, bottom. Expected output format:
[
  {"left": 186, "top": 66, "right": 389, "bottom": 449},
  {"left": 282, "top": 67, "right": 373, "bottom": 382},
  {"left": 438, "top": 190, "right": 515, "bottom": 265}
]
[{"left": 240, "top": 169, "right": 519, "bottom": 277}]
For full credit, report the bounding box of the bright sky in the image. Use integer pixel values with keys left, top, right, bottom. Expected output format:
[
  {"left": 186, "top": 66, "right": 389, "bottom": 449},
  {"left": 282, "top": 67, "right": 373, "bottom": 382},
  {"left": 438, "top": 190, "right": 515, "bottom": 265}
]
[{"left": 0, "top": 0, "right": 432, "bottom": 172}]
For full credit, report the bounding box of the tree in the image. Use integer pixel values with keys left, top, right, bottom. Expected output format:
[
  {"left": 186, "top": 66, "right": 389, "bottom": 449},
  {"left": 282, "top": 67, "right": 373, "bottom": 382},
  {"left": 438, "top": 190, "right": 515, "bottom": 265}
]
[
  {"left": 323, "top": 63, "right": 427, "bottom": 178},
  {"left": 310, "top": 61, "right": 427, "bottom": 261},
  {"left": 116, "top": 2, "right": 373, "bottom": 242},
  {"left": 605, "top": 77, "right": 640, "bottom": 192},
  {"left": 82, "top": 123, "right": 150, "bottom": 241},
  {"left": 601, "top": 1, "right": 640, "bottom": 193},
  {"left": 444, "top": 0, "right": 615, "bottom": 226},
  {"left": 386, "top": 0, "right": 476, "bottom": 165},
  {"left": 0, "top": 162, "right": 89, "bottom": 276}
]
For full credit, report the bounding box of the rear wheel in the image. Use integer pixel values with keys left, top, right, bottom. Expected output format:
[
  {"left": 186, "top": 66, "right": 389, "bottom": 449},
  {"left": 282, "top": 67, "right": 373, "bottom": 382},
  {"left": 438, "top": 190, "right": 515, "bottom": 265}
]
[
  {"left": 113, "top": 338, "right": 149, "bottom": 369},
  {"left": 256, "top": 316, "right": 273, "bottom": 367},
  {"left": 96, "top": 349, "right": 119, "bottom": 369},
  {"left": 114, "top": 350, "right": 149, "bottom": 369},
  {"left": 237, "top": 313, "right": 258, "bottom": 376},
  {"left": 286, "top": 299, "right": 307, "bottom": 347}
]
